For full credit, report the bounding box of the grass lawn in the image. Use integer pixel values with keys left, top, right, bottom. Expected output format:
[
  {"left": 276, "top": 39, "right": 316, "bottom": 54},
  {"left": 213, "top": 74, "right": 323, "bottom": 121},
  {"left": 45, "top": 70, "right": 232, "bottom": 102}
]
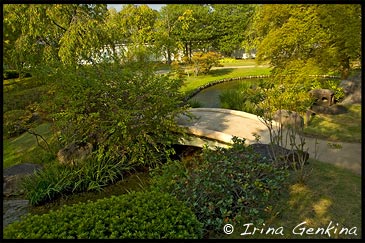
[
  {"left": 215, "top": 159, "right": 361, "bottom": 239},
  {"left": 3, "top": 123, "right": 56, "bottom": 169},
  {"left": 181, "top": 66, "right": 271, "bottom": 94},
  {"left": 219, "top": 58, "right": 269, "bottom": 67},
  {"left": 304, "top": 104, "right": 362, "bottom": 143}
]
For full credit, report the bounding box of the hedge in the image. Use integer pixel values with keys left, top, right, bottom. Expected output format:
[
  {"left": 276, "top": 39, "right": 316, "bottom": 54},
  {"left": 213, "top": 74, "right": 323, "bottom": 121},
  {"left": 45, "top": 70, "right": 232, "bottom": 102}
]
[{"left": 4, "top": 190, "right": 203, "bottom": 239}]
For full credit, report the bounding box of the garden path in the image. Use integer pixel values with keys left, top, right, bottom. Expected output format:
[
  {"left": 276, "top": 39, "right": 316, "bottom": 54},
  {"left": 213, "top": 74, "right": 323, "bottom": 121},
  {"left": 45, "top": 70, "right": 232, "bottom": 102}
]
[{"left": 177, "top": 108, "right": 361, "bottom": 175}]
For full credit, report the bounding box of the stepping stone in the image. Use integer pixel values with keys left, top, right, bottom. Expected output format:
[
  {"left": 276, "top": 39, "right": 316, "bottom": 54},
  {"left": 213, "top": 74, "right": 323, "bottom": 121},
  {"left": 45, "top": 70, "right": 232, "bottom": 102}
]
[
  {"left": 3, "top": 199, "right": 30, "bottom": 229},
  {"left": 3, "top": 163, "right": 43, "bottom": 197}
]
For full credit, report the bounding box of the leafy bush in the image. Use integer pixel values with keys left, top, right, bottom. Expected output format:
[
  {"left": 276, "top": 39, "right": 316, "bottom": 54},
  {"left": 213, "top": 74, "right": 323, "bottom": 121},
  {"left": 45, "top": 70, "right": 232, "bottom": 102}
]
[
  {"left": 22, "top": 157, "right": 131, "bottom": 206},
  {"left": 4, "top": 190, "right": 203, "bottom": 239},
  {"left": 3, "top": 109, "right": 32, "bottom": 138},
  {"left": 46, "top": 62, "right": 187, "bottom": 167},
  {"left": 191, "top": 51, "right": 222, "bottom": 76},
  {"left": 150, "top": 137, "right": 288, "bottom": 233}
]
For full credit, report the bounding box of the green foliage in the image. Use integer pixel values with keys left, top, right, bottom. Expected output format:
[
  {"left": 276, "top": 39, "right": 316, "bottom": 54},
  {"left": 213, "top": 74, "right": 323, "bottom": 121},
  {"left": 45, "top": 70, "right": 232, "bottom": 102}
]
[
  {"left": 210, "top": 4, "right": 256, "bottom": 56},
  {"left": 251, "top": 4, "right": 361, "bottom": 79},
  {"left": 4, "top": 191, "right": 203, "bottom": 239},
  {"left": 45, "top": 62, "right": 186, "bottom": 167},
  {"left": 150, "top": 137, "right": 289, "bottom": 233},
  {"left": 220, "top": 80, "right": 265, "bottom": 113},
  {"left": 187, "top": 99, "right": 202, "bottom": 108},
  {"left": 191, "top": 51, "right": 222, "bottom": 76},
  {"left": 22, "top": 157, "right": 130, "bottom": 206},
  {"left": 3, "top": 4, "right": 109, "bottom": 69},
  {"left": 3, "top": 110, "right": 32, "bottom": 138},
  {"left": 311, "top": 79, "right": 345, "bottom": 102}
]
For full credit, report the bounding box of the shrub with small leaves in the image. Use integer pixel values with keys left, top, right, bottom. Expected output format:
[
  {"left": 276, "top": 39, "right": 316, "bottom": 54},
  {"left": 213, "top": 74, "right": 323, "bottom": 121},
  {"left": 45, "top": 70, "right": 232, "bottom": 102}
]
[
  {"left": 150, "top": 137, "right": 289, "bottom": 233},
  {"left": 4, "top": 191, "right": 203, "bottom": 239}
]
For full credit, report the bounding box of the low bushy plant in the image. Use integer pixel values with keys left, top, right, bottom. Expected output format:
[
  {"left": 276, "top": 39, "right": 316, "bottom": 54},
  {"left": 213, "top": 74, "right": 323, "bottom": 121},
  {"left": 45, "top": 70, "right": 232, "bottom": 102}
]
[
  {"left": 150, "top": 137, "right": 288, "bottom": 233},
  {"left": 22, "top": 157, "right": 131, "bottom": 206},
  {"left": 4, "top": 190, "right": 203, "bottom": 239},
  {"left": 191, "top": 51, "right": 222, "bottom": 76}
]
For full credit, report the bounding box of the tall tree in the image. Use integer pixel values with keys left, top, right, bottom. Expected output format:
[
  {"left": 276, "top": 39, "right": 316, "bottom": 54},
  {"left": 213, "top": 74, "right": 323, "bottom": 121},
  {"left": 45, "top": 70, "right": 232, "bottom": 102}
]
[
  {"left": 210, "top": 4, "right": 256, "bottom": 56},
  {"left": 251, "top": 4, "right": 361, "bottom": 78},
  {"left": 3, "top": 4, "right": 109, "bottom": 70}
]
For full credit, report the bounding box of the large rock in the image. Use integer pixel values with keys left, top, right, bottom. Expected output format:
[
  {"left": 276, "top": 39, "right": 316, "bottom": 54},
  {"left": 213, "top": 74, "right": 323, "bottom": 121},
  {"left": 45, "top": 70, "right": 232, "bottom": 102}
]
[
  {"left": 57, "top": 142, "right": 93, "bottom": 166},
  {"left": 339, "top": 80, "right": 358, "bottom": 96},
  {"left": 273, "top": 110, "right": 304, "bottom": 129},
  {"left": 340, "top": 89, "right": 361, "bottom": 105},
  {"left": 3, "top": 163, "right": 43, "bottom": 197},
  {"left": 309, "top": 89, "right": 335, "bottom": 106},
  {"left": 311, "top": 104, "right": 348, "bottom": 115},
  {"left": 249, "top": 143, "right": 309, "bottom": 168},
  {"left": 3, "top": 200, "right": 30, "bottom": 229}
]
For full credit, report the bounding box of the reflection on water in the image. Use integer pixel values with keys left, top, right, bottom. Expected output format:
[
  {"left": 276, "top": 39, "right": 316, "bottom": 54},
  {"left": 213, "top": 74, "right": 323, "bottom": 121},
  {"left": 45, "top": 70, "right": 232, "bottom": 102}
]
[{"left": 189, "top": 78, "right": 264, "bottom": 108}]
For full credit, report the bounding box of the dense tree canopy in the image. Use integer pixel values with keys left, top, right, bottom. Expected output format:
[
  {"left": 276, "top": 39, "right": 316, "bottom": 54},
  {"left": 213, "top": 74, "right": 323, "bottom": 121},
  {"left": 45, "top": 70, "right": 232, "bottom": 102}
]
[
  {"left": 3, "top": 4, "right": 109, "bottom": 69},
  {"left": 251, "top": 4, "right": 361, "bottom": 79}
]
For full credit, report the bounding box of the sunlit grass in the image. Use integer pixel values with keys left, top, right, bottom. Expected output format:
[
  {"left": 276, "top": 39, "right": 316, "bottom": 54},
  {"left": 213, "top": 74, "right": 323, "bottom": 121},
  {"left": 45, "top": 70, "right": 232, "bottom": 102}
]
[
  {"left": 181, "top": 66, "right": 271, "bottom": 94},
  {"left": 3, "top": 123, "right": 55, "bottom": 168},
  {"left": 304, "top": 104, "right": 361, "bottom": 143},
  {"left": 216, "top": 159, "right": 361, "bottom": 239}
]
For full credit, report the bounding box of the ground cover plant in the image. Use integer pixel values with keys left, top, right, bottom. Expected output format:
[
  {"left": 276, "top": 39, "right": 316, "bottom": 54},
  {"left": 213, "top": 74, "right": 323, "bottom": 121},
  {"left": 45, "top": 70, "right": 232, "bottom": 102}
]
[
  {"left": 4, "top": 190, "right": 203, "bottom": 239},
  {"left": 150, "top": 137, "right": 289, "bottom": 236}
]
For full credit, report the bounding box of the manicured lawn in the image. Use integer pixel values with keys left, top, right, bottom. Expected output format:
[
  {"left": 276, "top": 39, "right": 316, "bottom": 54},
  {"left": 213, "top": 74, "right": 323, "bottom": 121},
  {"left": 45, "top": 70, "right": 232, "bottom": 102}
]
[
  {"left": 303, "top": 104, "right": 362, "bottom": 143},
  {"left": 3, "top": 123, "right": 56, "bottom": 169},
  {"left": 219, "top": 58, "right": 257, "bottom": 66},
  {"left": 215, "top": 159, "right": 361, "bottom": 239},
  {"left": 181, "top": 66, "right": 271, "bottom": 94}
]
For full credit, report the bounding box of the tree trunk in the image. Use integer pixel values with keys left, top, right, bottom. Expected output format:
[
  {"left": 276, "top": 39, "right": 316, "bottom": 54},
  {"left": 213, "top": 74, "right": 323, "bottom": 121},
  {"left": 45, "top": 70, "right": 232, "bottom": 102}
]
[
  {"left": 341, "top": 57, "right": 351, "bottom": 79},
  {"left": 167, "top": 48, "right": 172, "bottom": 65},
  {"left": 188, "top": 41, "right": 192, "bottom": 61}
]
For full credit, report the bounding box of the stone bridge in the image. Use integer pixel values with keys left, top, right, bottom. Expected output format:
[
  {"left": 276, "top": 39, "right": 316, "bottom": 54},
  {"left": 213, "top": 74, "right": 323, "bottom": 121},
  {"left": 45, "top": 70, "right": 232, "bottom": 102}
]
[{"left": 176, "top": 108, "right": 361, "bottom": 174}]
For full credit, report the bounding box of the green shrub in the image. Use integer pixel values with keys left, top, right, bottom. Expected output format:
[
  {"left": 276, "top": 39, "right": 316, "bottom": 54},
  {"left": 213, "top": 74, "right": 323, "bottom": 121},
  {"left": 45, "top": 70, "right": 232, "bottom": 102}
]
[
  {"left": 150, "top": 137, "right": 288, "bottom": 233},
  {"left": 191, "top": 51, "right": 222, "bottom": 76},
  {"left": 22, "top": 157, "right": 131, "bottom": 206},
  {"left": 4, "top": 191, "right": 203, "bottom": 239},
  {"left": 3, "top": 109, "right": 32, "bottom": 138}
]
